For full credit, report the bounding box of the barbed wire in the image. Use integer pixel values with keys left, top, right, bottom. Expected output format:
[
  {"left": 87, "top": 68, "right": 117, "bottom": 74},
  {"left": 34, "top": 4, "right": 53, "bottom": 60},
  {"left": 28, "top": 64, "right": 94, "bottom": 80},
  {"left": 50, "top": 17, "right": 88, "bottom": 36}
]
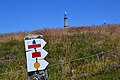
[
  {"left": 49, "top": 52, "right": 106, "bottom": 67},
  {"left": 0, "top": 69, "right": 26, "bottom": 76},
  {"left": 0, "top": 51, "right": 118, "bottom": 76}
]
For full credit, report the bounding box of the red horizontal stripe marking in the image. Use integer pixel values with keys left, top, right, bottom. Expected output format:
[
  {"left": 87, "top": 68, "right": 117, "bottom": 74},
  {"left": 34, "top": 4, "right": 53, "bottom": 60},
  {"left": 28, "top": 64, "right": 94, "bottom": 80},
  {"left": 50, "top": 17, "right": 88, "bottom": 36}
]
[
  {"left": 28, "top": 44, "right": 41, "bottom": 49},
  {"left": 32, "top": 52, "right": 41, "bottom": 58}
]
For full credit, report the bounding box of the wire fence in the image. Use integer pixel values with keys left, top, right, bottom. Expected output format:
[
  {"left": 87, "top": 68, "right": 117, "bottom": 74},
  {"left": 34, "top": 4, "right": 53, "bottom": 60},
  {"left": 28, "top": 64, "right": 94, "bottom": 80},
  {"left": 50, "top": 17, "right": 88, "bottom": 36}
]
[
  {"left": 0, "top": 51, "right": 114, "bottom": 76},
  {"left": 49, "top": 51, "right": 109, "bottom": 67}
]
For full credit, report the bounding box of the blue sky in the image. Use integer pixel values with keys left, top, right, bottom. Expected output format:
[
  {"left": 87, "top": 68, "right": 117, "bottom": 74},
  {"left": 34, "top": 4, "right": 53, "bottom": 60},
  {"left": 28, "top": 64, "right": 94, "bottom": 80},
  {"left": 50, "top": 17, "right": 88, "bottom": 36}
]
[{"left": 0, "top": 0, "right": 120, "bottom": 33}]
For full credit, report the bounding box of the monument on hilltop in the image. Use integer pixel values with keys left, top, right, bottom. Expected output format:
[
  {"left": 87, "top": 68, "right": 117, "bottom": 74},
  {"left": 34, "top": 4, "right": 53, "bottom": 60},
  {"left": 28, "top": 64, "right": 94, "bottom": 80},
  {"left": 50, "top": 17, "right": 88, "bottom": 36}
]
[{"left": 64, "top": 11, "right": 68, "bottom": 28}]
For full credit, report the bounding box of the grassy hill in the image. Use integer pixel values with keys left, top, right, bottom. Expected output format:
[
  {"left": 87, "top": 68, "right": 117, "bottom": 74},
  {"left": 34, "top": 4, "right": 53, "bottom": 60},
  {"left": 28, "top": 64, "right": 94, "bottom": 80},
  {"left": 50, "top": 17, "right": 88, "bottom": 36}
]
[{"left": 0, "top": 24, "right": 120, "bottom": 80}]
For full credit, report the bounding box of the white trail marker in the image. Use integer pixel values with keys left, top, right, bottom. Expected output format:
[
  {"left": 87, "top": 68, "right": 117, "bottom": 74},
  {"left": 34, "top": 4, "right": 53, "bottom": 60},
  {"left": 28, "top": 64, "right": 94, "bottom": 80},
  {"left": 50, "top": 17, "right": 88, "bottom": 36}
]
[{"left": 24, "top": 35, "right": 49, "bottom": 80}]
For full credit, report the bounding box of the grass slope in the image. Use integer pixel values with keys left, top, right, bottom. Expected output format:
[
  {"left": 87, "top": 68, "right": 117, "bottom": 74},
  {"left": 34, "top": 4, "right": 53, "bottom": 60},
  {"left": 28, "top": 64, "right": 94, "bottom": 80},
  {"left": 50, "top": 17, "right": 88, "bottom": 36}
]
[{"left": 0, "top": 24, "right": 120, "bottom": 80}]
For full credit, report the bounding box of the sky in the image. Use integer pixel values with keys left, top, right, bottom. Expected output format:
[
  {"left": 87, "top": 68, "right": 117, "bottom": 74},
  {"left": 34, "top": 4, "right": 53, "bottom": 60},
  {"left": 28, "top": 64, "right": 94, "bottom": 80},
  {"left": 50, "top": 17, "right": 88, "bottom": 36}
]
[{"left": 0, "top": 0, "right": 120, "bottom": 33}]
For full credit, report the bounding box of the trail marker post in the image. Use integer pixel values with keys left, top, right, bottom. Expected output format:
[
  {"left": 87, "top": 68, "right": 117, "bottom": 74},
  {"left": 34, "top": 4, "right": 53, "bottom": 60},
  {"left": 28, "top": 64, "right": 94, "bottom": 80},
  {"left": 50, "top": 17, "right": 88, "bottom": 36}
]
[{"left": 24, "top": 35, "right": 49, "bottom": 80}]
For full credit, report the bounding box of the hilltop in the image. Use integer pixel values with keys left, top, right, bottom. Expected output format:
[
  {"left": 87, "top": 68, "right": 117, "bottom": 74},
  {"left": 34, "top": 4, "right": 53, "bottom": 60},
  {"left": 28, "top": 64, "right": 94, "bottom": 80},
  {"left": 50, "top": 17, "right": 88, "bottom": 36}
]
[{"left": 0, "top": 24, "right": 120, "bottom": 80}]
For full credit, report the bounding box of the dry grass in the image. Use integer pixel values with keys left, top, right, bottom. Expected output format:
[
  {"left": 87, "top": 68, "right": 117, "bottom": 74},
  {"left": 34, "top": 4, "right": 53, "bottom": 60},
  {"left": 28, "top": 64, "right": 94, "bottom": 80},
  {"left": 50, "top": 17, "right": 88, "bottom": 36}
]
[
  {"left": 0, "top": 24, "right": 120, "bottom": 80},
  {"left": 0, "top": 24, "right": 119, "bottom": 42}
]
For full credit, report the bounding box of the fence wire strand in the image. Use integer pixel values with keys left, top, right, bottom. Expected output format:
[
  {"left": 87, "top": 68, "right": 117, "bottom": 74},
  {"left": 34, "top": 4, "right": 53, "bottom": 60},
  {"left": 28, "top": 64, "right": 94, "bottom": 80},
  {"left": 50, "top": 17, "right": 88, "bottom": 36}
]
[
  {"left": 48, "top": 52, "right": 106, "bottom": 67},
  {"left": 0, "top": 52, "right": 116, "bottom": 76}
]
